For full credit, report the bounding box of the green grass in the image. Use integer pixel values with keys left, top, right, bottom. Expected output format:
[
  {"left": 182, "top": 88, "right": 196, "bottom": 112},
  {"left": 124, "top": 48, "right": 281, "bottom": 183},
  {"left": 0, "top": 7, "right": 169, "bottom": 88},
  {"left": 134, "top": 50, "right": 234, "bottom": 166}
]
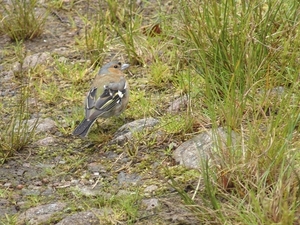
[
  {"left": 1, "top": 0, "right": 300, "bottom": 224},
  {"left": 169, "top": 0, "right": 300, "bottom": 223},
  {"left": 0, "top": 83, "right": 38, "bottom": 164},
  {"left": 0, "top": 0, "right": 48, "bottom": 41}
]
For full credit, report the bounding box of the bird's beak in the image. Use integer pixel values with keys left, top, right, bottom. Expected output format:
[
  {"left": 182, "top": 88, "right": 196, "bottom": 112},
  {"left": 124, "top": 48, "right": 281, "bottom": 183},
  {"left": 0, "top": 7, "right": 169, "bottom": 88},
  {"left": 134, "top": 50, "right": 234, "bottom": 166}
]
[{"left": 121, "top": 63, "right": 130, "bottom": 70}]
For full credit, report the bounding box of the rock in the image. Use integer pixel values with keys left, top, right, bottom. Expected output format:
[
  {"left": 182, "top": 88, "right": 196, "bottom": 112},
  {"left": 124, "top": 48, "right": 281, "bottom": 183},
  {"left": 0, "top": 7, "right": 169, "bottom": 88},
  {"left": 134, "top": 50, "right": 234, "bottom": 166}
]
[
  {"left": 15, "top": 117, "right": 56, "bottom": 134},
  {"left": 1, "top": 70, "right": 14, "bottom": 82},
  {"left": 22, "top": 188, "right": 41, "bottom": 196},
  {"left": 87, "top": 162, "right": 106, "bottom": 173},
  {"left": 12, "top": 62, "right": 22, "bottom": 73},
  {"left": 34, "top": 137, "right": 56, "bottom": 146},
  {"left": 103, "top": 151, "right": 119, "bottom": 159},
  {"left": 117, "top": 171, "right": 141, "bottom": 186},
  {"left": 41, "top": 188, "right": 54, "bottom": 196},
  {"left": 0, "top": 199, "right": 18, "bottom": 219},
  {"left": 3, "top": 182, "right": 12, "bottom": 188},
  {"left": 142, "top": 198, "right": 159, "bottom": 210},
  {"left": 17, "top": 202, "right": 67, "bottom": 225},
  {"left": 269, "top": 86, "right": 285, "bottom": 95},
  {"left": 117, "top": 190, "right": 136, "bottom": 196},
  {"left": 0, "top": 71, "right": 15, "bottom": 97},
  {"left": 35, "top": 118, "right": 56, "bottom": 133},
  {"left": 24, "top": 189, "right": 42, "bottom": 196},
  {"left": 167, "top": 95, "right": 188, "bottom": 113},
  {"left": 173, "top": 127, "right": 238, "bottom": 169},
  {"left": 23, "top": 52, "right": 53, "bottom": 71},
  {"left": 75, "top": 186, "right": 101, "bottom": 197},
  {"left": 259, "top": 86, "right": 285, "bottom": 96},
  {"left": 144, "top": 185, "right": 158, "bottom": 194},
  {"left": 16, "top": 184, "right": 24, "bottom": 190},
  {"left": 28, "top": 118, "right": 56, "bottom": 134},
  {"left": 12, "top": 52, "right": 53, "bottom": 73},
  {"left": 56, "top": 208, "right": 113, "bottom": 225},
  {"left": 23, "top": 163, "right": 31, "bottom": 168},
  {"left": 110, "top": 117, "right": 160, "bottom": 145}
]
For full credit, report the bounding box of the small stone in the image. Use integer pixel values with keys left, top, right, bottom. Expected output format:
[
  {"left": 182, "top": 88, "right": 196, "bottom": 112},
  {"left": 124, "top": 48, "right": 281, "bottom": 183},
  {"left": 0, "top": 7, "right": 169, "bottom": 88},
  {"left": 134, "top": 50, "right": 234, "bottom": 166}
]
[
  {"left": 56, "top": 208, "right": 112, "bottom": 225},
  {"left": 12, "top": 62, "right": 22, "bottom": 73},
  {"left": 41, "top": 188, "right": 54, "bottom": 196},
  {"left": 87, "top": 162, "right": 105, "bottom": 173},
  {"left": 4, "top": 183, "right": 12, "bottom": 188},
  {"left": 42, "top": 178, "right": 50, "bottom": 184},
  {"left": 142, "top": 198, "right": 159, "bottom": 210},
  {"left": 70, "top": 179, "right": 79, "bottom": 185},
  {"left": 144, "top": 185, "right": 158, "bottom": 193},
  {"left": 34, "top": 137, "right": 56, "bottom": 146},
  {"left": 80, "top": 179, "right": 90, "bottom": 185},
  {"left": 167, "top": 95, "right": 188, "bottom": 113},
  {"left": 22, "top": 52, "right": 53, "bottom": 70},
  {"left": 111, "top": 117, "right": 160, "bottom": 145},
  {"left": 22, "top": 189, "right": 41, "bottom": 196},
  {"left": 17, "top": 169, "right": 26, "bottom": 176},
  {"left": 76, "top": 186, "right": 103, "bottom": 197},
  {"left": 117, "top": 190, "right": 136, "bottom": 196},
  {"left": 16, "top": 184, "right": 24, "bottom": 190},
  {"left": 35, "top": 118, "right": 56, "bottom": 133},
  {"left": 23, "top": 163, "right": 31, "bottom": 168},
  {"left": 33, "top": 181, "right": 43, "bottom": 186},
  {"left": 17, "top": 118, "right": 56, "bottom": 134},
  {"left": 117, "top": 172, "right": 141, "bottom": 186}
]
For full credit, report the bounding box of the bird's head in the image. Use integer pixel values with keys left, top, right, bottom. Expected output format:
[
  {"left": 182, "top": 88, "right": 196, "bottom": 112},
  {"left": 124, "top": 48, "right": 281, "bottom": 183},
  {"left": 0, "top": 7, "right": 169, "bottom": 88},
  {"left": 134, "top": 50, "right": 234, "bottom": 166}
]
[{"left": 99, "top": 61, "right": 130, "bottom": 75}]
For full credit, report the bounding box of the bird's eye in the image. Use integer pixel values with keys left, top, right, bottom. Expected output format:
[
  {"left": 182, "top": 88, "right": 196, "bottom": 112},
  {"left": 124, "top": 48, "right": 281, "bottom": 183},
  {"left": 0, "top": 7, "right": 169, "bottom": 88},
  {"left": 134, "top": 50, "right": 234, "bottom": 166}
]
[{"left": 114, "top": 65, "right": 118, "bottom": 68}]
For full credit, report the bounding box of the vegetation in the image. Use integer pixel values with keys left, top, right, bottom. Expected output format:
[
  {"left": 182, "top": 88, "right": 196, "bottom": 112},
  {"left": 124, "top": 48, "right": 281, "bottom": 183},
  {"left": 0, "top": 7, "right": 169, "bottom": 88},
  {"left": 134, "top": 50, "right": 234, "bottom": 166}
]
[
  {"left": 0, "top": 0, "right": 48, "bottom": 41},
  {"left": 1, "top": 0, "right": 300, "bottom": 224}
]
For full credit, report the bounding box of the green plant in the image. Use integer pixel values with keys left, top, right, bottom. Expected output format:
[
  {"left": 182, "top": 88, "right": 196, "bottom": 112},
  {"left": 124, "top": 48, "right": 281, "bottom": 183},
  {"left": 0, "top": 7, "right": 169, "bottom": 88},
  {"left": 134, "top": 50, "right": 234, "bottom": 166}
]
[
  {"left": 148, "top": 61, "right": 172, "bottom": 88},
  {"left": 167, "top": 0, "right": 300, "bottom": 223},
  {"left": 47, "top": 0, "right": 76, "bottom": 11},
  {"left": 161, "top": 114, "right": 194, "bottom": 135},
  {"left": 109, "top": 0, "right": 144, "bottom": 65},
  {"left": 80, "top": 12, "right": 109, "bottom": 65},
  {"left": 180, "top": 0, "right": 300, "bottom": 126},
  {"left": 0, "top": 213, "right": 18, "bottom": 225},
  {"left": 0, "top": 84, "right": 38, "bottom": 164},
  {"left": 0, "top": 0, "right": 48, "bottom": 41}
]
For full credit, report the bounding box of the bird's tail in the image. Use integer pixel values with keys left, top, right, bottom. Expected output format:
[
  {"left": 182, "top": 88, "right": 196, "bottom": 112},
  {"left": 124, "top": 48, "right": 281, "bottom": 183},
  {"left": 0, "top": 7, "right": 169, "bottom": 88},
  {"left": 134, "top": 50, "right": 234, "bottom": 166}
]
[{"left": 72, "top": 118, "right": 95, "bottom": 138}]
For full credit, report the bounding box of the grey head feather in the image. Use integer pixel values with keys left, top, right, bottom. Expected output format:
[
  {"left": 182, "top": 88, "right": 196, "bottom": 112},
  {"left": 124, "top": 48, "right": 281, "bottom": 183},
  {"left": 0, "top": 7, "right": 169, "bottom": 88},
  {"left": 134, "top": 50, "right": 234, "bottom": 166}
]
[{"left": 98, "top": 61, "right": 120, "bottom": 75}]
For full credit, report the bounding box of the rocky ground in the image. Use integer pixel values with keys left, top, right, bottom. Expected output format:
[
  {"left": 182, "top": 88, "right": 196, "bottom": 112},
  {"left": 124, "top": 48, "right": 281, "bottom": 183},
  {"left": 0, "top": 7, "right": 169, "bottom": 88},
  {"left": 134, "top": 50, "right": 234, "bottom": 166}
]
[
  {"left": 2, "top": 0, "right": 300, "bottom": 224},
  {"left": 0, "top": 1, "right": 210, "bottom": 224}
]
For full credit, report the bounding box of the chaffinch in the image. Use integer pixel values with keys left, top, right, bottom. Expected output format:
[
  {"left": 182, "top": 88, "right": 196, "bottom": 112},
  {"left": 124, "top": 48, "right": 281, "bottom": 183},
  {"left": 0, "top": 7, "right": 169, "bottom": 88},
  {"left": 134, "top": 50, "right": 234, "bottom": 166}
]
[{"left": 73, "top": 61, "right": 130, "bottom": 138}]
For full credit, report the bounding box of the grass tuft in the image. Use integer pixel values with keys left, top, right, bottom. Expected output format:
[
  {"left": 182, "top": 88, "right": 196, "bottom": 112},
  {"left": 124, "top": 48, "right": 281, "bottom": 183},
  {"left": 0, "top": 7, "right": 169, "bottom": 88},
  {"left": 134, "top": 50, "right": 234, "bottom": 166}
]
[
  {"left": 0, "top": 83, "right": 38, "bottom": 164},
  {"left": 0, "top": 0, "right": 48, "bottom": 41}
]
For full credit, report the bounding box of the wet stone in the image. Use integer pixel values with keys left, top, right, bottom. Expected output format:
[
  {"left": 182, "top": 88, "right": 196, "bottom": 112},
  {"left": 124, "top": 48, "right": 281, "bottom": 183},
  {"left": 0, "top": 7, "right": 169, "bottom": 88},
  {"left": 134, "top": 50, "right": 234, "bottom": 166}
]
[
  {"left": 110, "top": 117, "right": 160, "bottom": 145},
  {"left": 142, "top": 198, "right": 159, "bottom": 210},
  {"left": 56, "top": 208, "right": 113, "bottom": 225},
  {"left": 173, "top": 127, "right": 239, "bottom": 169},
  {"left": 16, "top": 202, "right": 67, "bottom": 225},
  {"left": 117, "top": 171, "right": 141, "bottom": 186},
  {"left": 34, "top": 137, "right": 56, "bottom": 146}
]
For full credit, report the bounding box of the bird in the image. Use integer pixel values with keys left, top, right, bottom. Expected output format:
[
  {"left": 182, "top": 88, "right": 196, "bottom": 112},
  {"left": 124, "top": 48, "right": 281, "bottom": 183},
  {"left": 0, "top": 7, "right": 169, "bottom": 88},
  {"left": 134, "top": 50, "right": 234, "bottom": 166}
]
[{"left": 73, "top": 61, "right": 130, "bottom": 138}]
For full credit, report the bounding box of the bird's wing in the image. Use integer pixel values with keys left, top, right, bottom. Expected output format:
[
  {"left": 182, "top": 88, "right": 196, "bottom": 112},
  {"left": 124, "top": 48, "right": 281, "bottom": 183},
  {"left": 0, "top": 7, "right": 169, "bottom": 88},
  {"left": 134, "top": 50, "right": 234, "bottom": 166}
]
[
  {"left": 85, "top": 78, "right": 127, "bottom": 121},
  {"left": 86, "top": 87, "right": 97, "bottom": 109},
  {"left": 85, "top": 87, "right": 97, "bottom": 118}
]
